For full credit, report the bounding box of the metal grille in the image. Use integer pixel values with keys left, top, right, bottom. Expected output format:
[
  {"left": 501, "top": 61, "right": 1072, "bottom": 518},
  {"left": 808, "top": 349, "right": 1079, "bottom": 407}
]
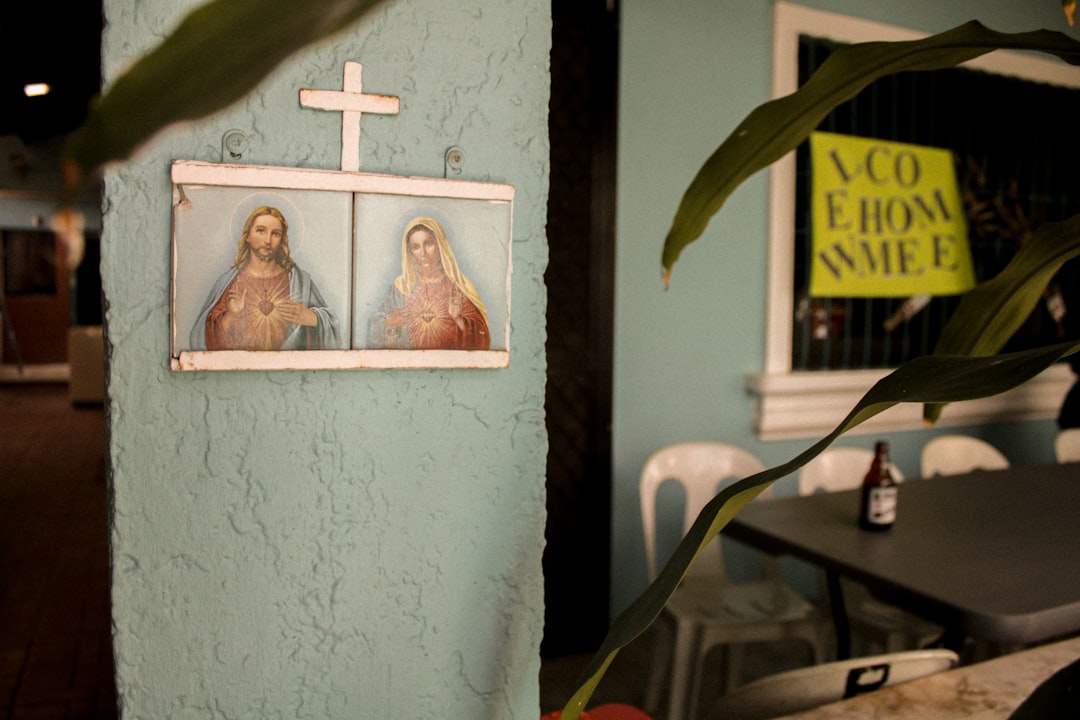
[{"left": 792, "top": 35, "right": 1080, "bottom": 371}]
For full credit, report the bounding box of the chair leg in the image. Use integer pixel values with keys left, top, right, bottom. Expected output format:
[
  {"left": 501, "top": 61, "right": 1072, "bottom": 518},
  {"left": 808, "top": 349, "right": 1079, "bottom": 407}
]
[
  {"left": 666, "top": 623, "right": 698, "bottom": 720},
  {"left": 814, "top": 628, "right": 830, "bottom": 664},
  {"left": 686, "top": 640, "right": 735, "bottom": 720},
  {"left": 686, "top": 646, "right": 706, "bottom": 720},
  {"left": 642, "top": 621, "right": 673, "bottom": 716},
  {"left": 725, "top": 643, "right": 744, "bottom": 693},
  {"left": 795, "top": 626, "right": 829, "bottom": 665}
]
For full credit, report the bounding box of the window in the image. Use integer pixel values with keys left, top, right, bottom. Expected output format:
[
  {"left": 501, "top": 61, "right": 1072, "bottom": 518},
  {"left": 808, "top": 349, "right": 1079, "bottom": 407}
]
[{"left": 746, "top": 3, "right": 1080, "bottom": 440}]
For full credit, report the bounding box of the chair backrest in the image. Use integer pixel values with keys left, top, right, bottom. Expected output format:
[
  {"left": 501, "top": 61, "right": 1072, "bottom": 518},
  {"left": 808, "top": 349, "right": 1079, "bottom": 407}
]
[
  {"left": 1055, "top": 428, "right": 1080, "bottom": 463},
  {"left": 798, "top": 446, "right": 904, "bottom": 496},
  {"left": 640, "top": 442, "right": 766, "bottom": 582},
  {"left": 706, "top": 649, "right": 959, "bottom": 720},
  {"left": 920, "top": 434, "right": 1009, "bottom": 477}
]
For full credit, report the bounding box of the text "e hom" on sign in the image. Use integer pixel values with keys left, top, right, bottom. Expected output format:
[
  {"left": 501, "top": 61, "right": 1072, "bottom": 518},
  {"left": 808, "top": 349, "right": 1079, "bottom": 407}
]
[{"left": 809, "top": 131, "right": 974, "bottom": 299}]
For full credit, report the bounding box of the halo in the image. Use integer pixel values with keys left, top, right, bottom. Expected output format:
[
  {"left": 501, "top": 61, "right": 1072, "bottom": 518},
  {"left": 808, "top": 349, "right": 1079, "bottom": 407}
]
[
  {"left": 229, "top": 192, "right": 306, "bottom": 253},
  {"left": 398, "top": 207, "right": 453, "bottom": 245}
]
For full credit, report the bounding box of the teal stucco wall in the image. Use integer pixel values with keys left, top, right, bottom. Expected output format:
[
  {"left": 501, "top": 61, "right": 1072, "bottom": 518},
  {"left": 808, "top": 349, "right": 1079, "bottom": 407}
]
[
  {"left": 101, "top": 1, "right": 550, "bottom": 717},
  {"left": 612, "top": 0, "right": 1080, "bottom": 615}
]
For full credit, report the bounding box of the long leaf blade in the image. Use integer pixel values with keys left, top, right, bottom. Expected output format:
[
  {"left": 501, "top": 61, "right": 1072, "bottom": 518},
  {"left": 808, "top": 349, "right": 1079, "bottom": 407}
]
[
  {"left": 923, "top": 214, "right": 1080, "bottom": 422},
  {"left": 64, "top": 0, "right": 386, "bottom": 182},
  {"left": 559, "top": 340, "right": 1080, "bottom": 719},
  {"left": 661, "top": 22, "right": 1080, "bottom": 283}
]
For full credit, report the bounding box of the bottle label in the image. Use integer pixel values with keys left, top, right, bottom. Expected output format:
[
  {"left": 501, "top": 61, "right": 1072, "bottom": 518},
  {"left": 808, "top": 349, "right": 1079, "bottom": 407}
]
[{"left": 866, "top": 486, "right": 897, "bottom": 525}]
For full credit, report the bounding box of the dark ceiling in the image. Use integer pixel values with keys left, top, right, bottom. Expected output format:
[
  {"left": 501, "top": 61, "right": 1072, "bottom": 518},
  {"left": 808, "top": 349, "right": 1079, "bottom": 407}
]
[{"left": 0, "top": 4, "right": 102, "bottom": 144}]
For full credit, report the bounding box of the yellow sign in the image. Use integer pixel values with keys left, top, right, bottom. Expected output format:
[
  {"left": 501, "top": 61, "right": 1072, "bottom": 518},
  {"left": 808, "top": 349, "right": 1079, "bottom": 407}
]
[{"left": 810, "top": 132, "right": 974, "bottom": 298}]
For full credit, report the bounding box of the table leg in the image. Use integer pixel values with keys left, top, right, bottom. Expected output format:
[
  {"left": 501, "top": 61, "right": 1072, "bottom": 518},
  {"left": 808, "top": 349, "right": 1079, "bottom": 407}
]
[
  {"left": 937, "top": 626, "right": 967, "bottom": 654},
  {"left": 826, "top": 569, "right": 851, "bottom": 659}
]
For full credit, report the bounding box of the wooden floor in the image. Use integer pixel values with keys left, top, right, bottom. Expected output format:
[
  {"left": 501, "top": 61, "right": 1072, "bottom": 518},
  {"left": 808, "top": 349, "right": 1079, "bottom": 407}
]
[{"left": 0, "top": 384, "right": 117, "bottom": 719}]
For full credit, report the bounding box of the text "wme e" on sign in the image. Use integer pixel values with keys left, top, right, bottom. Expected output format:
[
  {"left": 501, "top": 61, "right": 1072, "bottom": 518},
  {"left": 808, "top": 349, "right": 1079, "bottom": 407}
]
[{"left": 809, "top": 132, "right": 974, "bottom": 298}]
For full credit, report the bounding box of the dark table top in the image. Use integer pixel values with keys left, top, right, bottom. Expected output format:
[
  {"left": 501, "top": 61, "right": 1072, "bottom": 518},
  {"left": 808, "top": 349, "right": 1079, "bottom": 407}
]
[{"left": 725, "top": 462, "right": 1080, "bottom": 644}]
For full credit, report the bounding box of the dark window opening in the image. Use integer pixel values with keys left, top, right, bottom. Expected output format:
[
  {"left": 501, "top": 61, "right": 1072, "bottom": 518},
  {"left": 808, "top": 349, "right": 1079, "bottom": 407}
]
[
  {"left": 3, "top": 229, "right": 59, "bottom": 295},
  {"left": 792, "top": 36, "right": 1080, "bottom": 371}
]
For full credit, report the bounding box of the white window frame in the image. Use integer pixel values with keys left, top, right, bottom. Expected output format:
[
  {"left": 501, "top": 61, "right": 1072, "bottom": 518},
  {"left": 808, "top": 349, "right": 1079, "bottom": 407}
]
[{"left": 746, "top": 2, "right": 1080, "bottom": 440}]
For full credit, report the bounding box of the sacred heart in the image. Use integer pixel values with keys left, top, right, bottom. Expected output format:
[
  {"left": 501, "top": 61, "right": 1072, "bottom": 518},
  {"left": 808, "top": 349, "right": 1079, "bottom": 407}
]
[{"left": 258, "top": 300, "right": 275, "bottom": 316}]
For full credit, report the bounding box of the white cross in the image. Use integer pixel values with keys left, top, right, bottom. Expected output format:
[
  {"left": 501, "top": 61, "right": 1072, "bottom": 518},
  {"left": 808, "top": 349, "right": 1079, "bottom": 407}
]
[{"left": 300, "top": 62, "right": 400, "bottom": 172}]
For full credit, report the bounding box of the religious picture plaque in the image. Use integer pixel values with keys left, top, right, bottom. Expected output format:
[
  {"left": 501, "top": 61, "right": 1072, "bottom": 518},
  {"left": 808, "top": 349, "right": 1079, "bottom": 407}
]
[{"left": 169, "top": 62, "right": 514, "bottom": 371}]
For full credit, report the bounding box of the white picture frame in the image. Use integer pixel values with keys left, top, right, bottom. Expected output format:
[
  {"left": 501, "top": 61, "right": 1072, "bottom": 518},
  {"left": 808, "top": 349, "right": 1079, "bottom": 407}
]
[{"left": 170, "top": 160, "right": 513, "bottom": 370}]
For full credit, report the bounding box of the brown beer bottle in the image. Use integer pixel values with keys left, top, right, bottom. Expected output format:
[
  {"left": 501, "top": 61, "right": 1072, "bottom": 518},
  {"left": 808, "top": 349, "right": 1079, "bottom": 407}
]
[{"left": 858, "top": 441, "right": 897, "bottom": 531}]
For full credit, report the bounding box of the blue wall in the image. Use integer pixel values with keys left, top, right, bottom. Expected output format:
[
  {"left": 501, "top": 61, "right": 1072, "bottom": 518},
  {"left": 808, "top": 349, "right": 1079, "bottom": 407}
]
[
  {"left": 612, "top": 0, "right": 1080, "bottom": 616},
  {"left": 101, "top": 1, "right": 550, "bottom": 717}
]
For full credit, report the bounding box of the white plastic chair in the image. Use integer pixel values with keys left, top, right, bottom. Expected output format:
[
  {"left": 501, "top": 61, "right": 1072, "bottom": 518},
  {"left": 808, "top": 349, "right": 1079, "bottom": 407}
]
[
  {"left": 798, "top": 447, "right": 942, "bottom": 655},
  {"left": 640, "top": 442, "right": 829, "bottom": 720},
  {"left": 705, "top": 648, "right": 959, "bottom": 720},
  {"left": 1055, "top": 428, "right": 1080, "bottom": 463},
  {"left": 920, "top": 435, "right": 1009, "bottom": 477}
]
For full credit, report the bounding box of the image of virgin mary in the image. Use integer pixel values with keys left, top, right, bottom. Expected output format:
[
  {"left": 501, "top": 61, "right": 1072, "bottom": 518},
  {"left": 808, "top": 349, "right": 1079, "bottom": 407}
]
[{"left": 367, "top": 217, "right": 490, "bottom": 350}]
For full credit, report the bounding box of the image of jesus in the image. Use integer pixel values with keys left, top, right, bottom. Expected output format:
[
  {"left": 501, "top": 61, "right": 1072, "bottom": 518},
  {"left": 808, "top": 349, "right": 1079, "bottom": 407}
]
[
  {"left": 189, "top": 205, "right": 340, "bottom": 350},
  {"left": 367, "top": 216, "right": 490, "bottom": 350}
]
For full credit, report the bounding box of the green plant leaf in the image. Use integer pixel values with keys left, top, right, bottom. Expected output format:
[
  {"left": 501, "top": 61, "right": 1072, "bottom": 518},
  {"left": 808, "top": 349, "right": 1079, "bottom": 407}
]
[
  {"left": 660, "top": 22, "right": 1080, "bottom": 285},
  {"left": 64, "top": 0, "right": 387, "bottom": 184},
  {"left": 558, "top": 340, "right": 1080, "bottom": 719},
  {"left": 923, "top": 214, "right": 1080, "bottom": 423},
  {"left": 1007, "top": 654, "right": 1080, "bottom": 719}
]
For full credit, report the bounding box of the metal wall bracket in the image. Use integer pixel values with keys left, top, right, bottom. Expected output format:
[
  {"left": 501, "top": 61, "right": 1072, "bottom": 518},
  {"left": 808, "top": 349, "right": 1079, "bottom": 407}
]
[
  {"left": 222, "top": 130, "right": 249, "bottom": 162},
  {"left": 444, "top": 146, "right": 465, "bottom": 177}
]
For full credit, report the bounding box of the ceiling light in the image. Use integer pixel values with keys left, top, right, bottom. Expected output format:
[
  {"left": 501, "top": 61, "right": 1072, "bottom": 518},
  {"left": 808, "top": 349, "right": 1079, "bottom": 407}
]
[{"left": 24, "top": 83, "right": 51, "bottom": 98}]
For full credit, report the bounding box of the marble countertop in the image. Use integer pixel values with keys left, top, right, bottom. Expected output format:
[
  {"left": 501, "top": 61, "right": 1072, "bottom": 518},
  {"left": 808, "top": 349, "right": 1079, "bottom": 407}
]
[{"left": 776, "top": 635, "right": 1080, "bottom": 719}]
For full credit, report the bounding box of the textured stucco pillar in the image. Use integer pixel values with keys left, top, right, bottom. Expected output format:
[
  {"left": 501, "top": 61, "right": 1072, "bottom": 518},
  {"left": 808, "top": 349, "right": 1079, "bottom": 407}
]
[{"left": 101, "top": 1, "right": 550, "bottom": 717}]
